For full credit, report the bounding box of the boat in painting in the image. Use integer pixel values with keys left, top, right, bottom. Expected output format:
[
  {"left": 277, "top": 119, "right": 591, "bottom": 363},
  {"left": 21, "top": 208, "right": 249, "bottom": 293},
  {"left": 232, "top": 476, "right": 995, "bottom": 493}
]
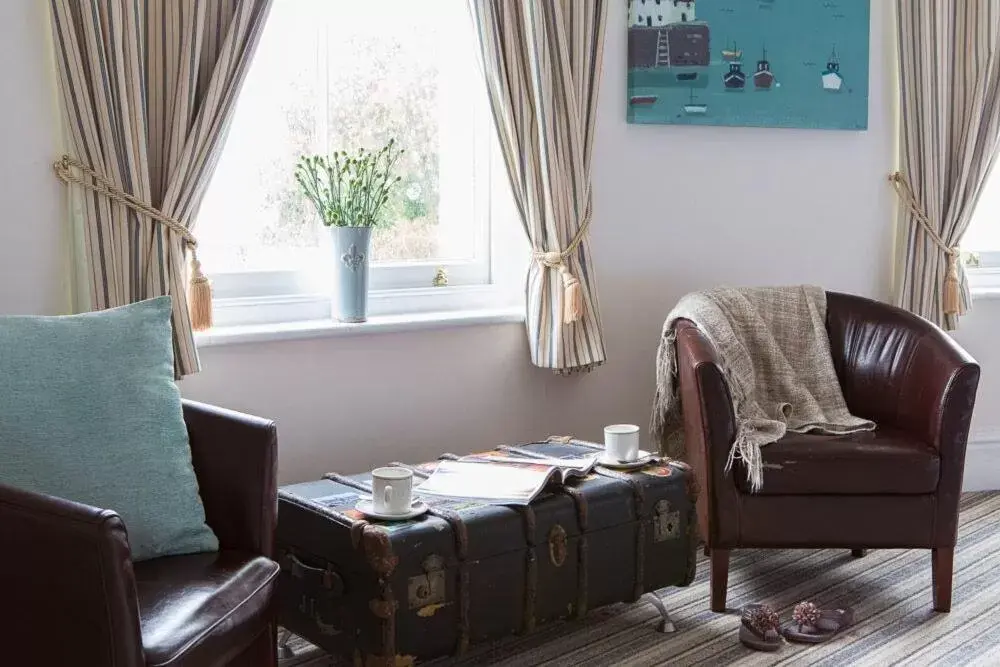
[
  {"left": 683, "top": 88, "right": 707, "bottom": 115},
  {"left": 724, "top": 61, "right": 746, "bottom": 89},
  {"left": 822, "top": 46, "right": 843, "bottom": 91},
  {"left": 754, "top": 48, "right": 774, "bottom": 88},
  {"left": 721, "top": 41, "right": 742, "bottom": 62},
  {"left": 629, "top": 95, "right": 658, "bottom": 106}
]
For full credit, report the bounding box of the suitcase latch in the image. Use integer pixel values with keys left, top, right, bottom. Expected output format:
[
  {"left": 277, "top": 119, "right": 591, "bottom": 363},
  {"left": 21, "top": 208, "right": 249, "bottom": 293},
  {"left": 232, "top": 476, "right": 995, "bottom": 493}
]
[
  {"left": 408, "top": 554, "right": 447, "bottom": 609},
  {"left": 653, "top": 500, "right": 681, "bottom": 543},
  {"left": 548, "top": 524, "right": 568, "bottom": 567}
]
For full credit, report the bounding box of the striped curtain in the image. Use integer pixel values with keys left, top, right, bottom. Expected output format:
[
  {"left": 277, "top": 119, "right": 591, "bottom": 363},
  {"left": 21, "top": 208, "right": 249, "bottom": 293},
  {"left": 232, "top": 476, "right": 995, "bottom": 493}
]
[
  {"left": 49, "top": 0, "right": 272, "bottom": 376},
  {"left": 895, "top": 0, "right": 1000, "bottom": 330},
  {"left": 470, "top": 0, "right": 608, "bottom": 373}
]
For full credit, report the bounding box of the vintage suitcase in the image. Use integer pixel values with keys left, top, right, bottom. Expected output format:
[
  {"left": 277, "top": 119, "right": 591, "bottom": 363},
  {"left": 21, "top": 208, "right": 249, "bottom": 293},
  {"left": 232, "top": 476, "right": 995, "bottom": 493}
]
[{"left": 276, "top": 439, "right": 697, "bottom": 666}]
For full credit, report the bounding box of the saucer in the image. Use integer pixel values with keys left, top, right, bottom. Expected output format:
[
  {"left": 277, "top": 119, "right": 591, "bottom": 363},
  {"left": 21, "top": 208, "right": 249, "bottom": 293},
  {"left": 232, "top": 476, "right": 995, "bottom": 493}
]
[
  {"left": 597, "top": 450, "right": 655, "bottom": 470},
  {"left": 355, "top": 499, "right": 429, "bottom": 521}
]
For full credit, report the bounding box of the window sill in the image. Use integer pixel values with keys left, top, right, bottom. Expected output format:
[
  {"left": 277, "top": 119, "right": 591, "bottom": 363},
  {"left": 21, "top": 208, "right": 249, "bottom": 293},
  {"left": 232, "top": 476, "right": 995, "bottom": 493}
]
[
  {"left": 194, "top": 306, "right": 525, "bottom": 347},
  {"left": 971, "top": 286, "right": 1000, "bottom": 301}
]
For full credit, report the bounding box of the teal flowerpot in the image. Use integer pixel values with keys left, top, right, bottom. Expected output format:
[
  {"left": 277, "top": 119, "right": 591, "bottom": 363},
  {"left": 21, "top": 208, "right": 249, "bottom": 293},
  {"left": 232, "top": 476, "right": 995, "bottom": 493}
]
[{"left": 330, "top": 226, "right": 371, "bottom": 323}]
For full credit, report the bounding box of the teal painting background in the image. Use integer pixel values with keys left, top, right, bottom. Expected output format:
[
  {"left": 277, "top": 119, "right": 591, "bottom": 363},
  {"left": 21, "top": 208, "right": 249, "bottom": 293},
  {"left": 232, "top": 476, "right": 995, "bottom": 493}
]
[{"left": 626, "top": 0, "right": 871, "bottom": 130}]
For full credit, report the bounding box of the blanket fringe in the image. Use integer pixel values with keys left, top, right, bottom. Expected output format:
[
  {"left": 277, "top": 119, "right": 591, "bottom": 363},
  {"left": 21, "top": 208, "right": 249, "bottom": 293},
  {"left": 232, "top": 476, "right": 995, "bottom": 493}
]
[
  {"left": 725, "top": 419, "right": 763, "bottom": 492},
  {"left": 650, "top": 329, "right": 677, "bottom": 444}
]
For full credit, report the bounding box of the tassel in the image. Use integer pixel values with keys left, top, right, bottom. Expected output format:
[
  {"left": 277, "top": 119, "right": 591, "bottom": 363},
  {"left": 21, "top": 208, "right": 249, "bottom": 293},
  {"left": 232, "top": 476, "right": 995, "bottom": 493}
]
[
  {"left": 943, "top": 251, "right": 965, "bottom": 317},
  {"left": 558, "top": 265, "right": 584, "bottom": 324},
  {"left": 188, "top": 249, "right": 213, "bottom": 331}
]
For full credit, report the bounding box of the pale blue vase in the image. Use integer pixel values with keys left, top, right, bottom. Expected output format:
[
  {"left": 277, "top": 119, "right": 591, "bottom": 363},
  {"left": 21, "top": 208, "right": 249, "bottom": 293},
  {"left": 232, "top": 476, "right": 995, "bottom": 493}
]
[{"left": 330, "top": 226, "right": 371, "bottom": 323}]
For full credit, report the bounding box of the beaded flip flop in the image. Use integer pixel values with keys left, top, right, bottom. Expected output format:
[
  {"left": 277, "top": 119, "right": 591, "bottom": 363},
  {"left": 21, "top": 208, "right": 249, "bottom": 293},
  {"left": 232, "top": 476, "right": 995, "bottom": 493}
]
[
  {"left": 739, "top": 604, "right": 783, "bottom": 652},
  {"left": 782, "top": 601, "right": 855, "bottom": 644}
]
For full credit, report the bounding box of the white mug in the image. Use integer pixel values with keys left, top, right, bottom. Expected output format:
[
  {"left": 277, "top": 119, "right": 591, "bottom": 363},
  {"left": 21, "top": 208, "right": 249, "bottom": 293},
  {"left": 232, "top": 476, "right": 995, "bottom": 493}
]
[
  {"left": 372, "top": 466, "right": 414, "bottom": 515},
  {"left": 604, "top": 424, "right": 641, "bottom": 462}
]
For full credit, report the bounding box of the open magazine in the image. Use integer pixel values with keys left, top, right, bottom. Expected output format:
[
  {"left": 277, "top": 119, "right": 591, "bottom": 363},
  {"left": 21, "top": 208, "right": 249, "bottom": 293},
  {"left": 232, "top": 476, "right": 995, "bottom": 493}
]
[{"left": 415, "top": 453, "right": 600, "bottom": 505}]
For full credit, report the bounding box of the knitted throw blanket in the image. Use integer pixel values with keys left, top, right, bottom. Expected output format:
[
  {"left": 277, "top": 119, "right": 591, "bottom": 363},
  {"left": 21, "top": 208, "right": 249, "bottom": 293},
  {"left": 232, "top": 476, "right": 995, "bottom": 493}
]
[{"left": 650, "top": 285, "right": 875, "bottom": 491}]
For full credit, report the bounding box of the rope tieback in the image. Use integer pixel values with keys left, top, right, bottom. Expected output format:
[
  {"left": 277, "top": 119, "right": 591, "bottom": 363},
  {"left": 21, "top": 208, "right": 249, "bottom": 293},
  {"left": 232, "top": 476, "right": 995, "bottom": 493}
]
[
  {"left": 532, "top": 215, "right": 592, "bottom": 325},
  {"left": 889, "top": 171, "right": 965, "bottom": 317},
  {"left": 53, "top": 155, "right": 212, "bottom": 330}
]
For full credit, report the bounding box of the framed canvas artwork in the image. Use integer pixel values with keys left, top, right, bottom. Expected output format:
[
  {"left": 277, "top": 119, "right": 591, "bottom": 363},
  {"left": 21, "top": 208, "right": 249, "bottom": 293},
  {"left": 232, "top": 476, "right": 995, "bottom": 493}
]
[{"left": 626, "top": 0, "right": 870, "bottom": 130}]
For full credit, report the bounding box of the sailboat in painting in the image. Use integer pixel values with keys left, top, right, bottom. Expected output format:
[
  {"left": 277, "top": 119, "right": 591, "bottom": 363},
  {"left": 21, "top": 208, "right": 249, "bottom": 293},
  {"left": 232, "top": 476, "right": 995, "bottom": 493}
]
[
  {"left": 753, "top": 47, "right": 774, "bottom": 89},
  {"left": 721, "top": 40, "right": 742, "bottom": 62},
  {"left": 822, "top": 46, "right": 844, "bottom": 91},
  {"left": 683, "top": 88, "right": 707, "bottom": 115}
]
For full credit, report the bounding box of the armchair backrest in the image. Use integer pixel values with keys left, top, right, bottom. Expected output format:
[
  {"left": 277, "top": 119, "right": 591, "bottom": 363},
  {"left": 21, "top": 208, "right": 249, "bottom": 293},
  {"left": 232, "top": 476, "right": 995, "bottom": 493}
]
[{"left": 824, "top": 291, "right": 978, "bottom": 447}]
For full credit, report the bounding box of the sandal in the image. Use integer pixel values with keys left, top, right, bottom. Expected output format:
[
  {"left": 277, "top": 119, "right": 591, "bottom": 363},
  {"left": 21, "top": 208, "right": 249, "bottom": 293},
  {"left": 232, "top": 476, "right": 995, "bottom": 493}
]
[
  {"left": 782, "top": 601, "right": 855, "bottom": 644},
  {"left": 739, "top": 604, "right": 783, "bottom": 652}
]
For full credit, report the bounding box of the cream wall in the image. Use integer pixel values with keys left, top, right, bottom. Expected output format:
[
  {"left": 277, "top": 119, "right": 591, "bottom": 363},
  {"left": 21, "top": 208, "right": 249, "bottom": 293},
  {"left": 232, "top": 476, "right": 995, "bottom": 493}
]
[{"left": 2, "top": 0, "right": 998, "bottom": 487}]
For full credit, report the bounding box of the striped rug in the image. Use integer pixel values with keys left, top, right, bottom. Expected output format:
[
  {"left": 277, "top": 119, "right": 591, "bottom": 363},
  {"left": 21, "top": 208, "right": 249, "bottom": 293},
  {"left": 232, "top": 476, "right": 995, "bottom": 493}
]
[{"left": 280, "top": 492, "right": 1000, "bottom": 666}]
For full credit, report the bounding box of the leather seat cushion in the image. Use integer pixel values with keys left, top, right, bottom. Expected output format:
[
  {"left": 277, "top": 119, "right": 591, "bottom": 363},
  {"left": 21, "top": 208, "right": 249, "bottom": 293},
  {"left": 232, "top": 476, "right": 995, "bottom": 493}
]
[
  {"left": 735, "top": 427, "right": 940, "bottom": 495},
  {"left": 135, "top": 551, "right": 279, "bottom": 667}
]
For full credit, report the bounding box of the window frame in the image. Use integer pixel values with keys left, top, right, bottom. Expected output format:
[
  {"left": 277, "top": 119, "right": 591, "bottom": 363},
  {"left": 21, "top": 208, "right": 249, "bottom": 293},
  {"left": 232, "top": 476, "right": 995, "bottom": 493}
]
[
  {"left": 198, "top": 0, "right": 518, "bottom": 331},
  {"left": 964, "top": 251, "right": 1000, "bottom": 293}
]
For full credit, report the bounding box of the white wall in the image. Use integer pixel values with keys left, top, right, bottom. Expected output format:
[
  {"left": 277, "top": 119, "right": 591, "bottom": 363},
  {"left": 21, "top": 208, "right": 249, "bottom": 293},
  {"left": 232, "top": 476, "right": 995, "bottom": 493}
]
[
  {"left": 0, "top": 1, "right": 67, "bottom": 316},
  {"left": 1, "top": 0, "right": 997, "bottom": 488}
]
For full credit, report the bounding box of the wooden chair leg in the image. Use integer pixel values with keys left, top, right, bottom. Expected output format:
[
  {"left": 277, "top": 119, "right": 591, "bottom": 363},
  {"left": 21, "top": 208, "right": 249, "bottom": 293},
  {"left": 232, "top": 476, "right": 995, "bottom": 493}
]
[
  {"left": 710, "top": 548, "right": 730, "bottom": 613},
  {"left": 851, "top": 549, "right": 867, "bottom": 558},
  {"left": 932, "top": 547, "right": 954, "bottom": 612}
]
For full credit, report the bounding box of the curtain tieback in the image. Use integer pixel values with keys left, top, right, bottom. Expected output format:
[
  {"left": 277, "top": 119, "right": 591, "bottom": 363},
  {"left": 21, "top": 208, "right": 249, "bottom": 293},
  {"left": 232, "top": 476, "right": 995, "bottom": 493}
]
[
  {"left": 53, "top": 155, "right": 212, "bottom": 330},
  {"left": 531, "top": 215, "right": 594, "bottom": 325},
  {"left": 888, "top": 171, "right": 965, "bottom": 317}
]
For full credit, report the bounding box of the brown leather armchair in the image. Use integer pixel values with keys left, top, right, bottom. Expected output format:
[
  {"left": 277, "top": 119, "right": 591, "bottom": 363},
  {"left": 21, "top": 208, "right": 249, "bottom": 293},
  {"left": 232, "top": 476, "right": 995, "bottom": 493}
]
[
  {"left": 676, "top": 292, "right": 980, "bottom": 613},
  {"left": 0, "top": 400, "right": 280, "bottom": 666}
]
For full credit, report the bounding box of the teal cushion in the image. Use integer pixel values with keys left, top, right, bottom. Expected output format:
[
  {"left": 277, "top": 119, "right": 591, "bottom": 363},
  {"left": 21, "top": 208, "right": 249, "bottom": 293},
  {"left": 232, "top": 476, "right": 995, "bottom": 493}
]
[{"left": 0, "top": 296, "right": 218, "bottom": 561}]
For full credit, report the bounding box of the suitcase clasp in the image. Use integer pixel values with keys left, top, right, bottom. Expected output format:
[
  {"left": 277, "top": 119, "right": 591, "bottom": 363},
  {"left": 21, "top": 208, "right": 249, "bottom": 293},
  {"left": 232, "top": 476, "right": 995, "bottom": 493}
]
[
  {"left": 283, "top": 552, "right": 344, "bottom": 596},
  {"left": 653, "top": 500, "right": 681, "bottom": 542},
  {"left": 408, "top": 554, "right": 447, "bottom": 609}
]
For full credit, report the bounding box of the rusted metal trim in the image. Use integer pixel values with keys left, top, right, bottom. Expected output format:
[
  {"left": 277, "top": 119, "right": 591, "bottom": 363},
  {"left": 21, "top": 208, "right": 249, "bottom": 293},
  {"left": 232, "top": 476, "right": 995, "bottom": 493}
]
[
  {"left": 514, "top": 505, "right": 538, "bottom": 633},
  {"left": 361, "top": 526, "right": 399, "bottom": 577},
  {"left": 596, "top": 468, "right": 647, "bottom": 601},
  {"left": 318, "top": 474, "right": 401, "bottom": 577}
]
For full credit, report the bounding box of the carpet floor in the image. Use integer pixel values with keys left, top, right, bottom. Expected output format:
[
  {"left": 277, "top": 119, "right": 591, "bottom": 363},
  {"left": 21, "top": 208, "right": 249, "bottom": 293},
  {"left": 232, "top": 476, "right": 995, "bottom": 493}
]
[{"left": 279, "top": 492, "right": 1000, "bottom": 666}]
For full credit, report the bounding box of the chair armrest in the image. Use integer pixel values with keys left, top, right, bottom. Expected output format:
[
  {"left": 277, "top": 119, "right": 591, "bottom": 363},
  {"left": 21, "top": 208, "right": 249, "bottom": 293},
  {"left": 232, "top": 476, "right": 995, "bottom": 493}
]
[
  {"left": 184, "top": 400, "right": 278, "bottom": 557},
  {"left": 675, "top": 320, "right": 742, "bottom": 547},
  {"left": 0, "top": 484, "right": 144, "bottom": 667}
]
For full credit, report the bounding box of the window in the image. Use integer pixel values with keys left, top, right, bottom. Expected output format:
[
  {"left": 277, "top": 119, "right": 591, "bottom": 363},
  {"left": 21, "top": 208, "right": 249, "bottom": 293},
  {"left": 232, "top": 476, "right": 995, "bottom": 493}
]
[
  {"left": 962, "top": 169, "right": 1000, "bottom": 290},
  {"left": 198, "top": 0, "right": 521, "bottom": 328}
]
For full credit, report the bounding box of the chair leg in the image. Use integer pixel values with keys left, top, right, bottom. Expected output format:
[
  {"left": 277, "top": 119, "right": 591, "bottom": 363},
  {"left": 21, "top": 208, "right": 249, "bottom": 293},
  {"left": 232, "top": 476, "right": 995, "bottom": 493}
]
[
  {"left": 932, "top": 548, "right": 954, "bottom": 613},
  {"left": 851, "top": 549, "right": 867, "bottom": 558},
  {"left": 710, "top": 548, "right": 731, "bottom": 613}
]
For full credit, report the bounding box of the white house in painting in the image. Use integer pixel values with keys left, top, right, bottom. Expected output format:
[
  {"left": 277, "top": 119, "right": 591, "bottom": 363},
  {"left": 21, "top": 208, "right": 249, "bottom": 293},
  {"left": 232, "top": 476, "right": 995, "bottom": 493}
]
[{"left": 629, "top": 0, "right": 696, "bottom": 28}]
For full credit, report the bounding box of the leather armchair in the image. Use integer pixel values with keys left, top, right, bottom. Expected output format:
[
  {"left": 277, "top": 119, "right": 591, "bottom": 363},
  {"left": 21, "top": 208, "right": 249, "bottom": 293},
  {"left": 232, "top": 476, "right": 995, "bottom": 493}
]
[
  {"left": 676, "top": 292, "right": 980, "bottom": 613},
  {"left": 0, "top": 400, "right": 280, "bottom": 666}
]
